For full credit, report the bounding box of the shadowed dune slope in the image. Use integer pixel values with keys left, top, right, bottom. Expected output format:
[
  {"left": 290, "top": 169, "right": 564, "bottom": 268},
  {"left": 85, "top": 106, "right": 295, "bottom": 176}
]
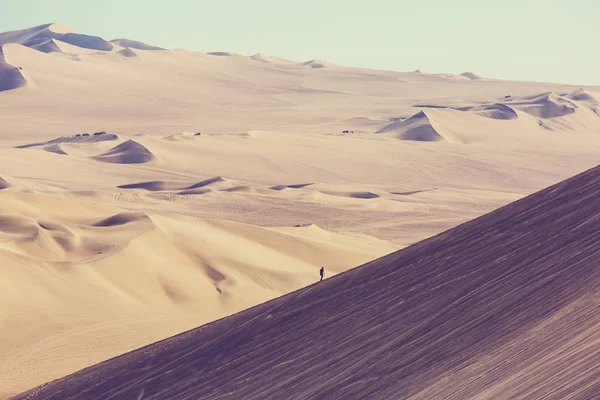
[
  {"left": 377, "top": 111, "right": 446, "bottom": 142},
  {"left": 16, "top": 164, "right": 600, "bottom": 400},
  {"left": 0, "top": 47, "right": 27, "bottom": 92},
  {"left": 93, "top": 140, "right": 154, "bottom": 164}
]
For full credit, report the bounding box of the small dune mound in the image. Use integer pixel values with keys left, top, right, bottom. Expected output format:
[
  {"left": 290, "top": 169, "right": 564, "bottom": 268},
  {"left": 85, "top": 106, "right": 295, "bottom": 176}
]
[
  {"left": 43, "top": 143, "right": 68, "bottom": 155},
  {"left": 163, "top": 132, "right": 200, "bottom": 141},
  {"left": 208, "top": 52, "right": 234, "bottom": 57},
  {"left": 566, "top": 88, "right": 597, "bottom": 103},
  {"left": 0, "top": 176, "right": 10, "bottom": 190},
  {"left": 250, "top": 53, "right": 271, "bottom": 63},
  {"left": 475, "top": 104, "right": 519, "bottom": 120},
  {"left": 110, "top": 38, "right": 165, "bottom": 51},
  {"left": 322, "top": 191, "right": 380, "bottom": 199},
  {"left": 349, "top": 192, "right": 380, "bottom": 199},
  {"left": 460, "top": 72, "right": 481, "bottom": 80},
  {"left": 506, "top": 92, "right": 576, "bottom": 119},
  {"left": 118, "top": 181, "right": 174, "bottom": 191},
  {"left": 117, "top": 48, "right": 138, "bottom": 58},
  {"left": 93, "top": 140, "right": 155, "bottom": 164},
  {"left": 249, "top": 54, "right": 294, "bottom": 65},
  {"left": 177, "top": 188, "right": 211, "bottom": 196},
  {"left": 376, "top": 111, "right": 446, "bottom": 142},
  {"left": 220, "top": 185, "right": 254, "bottom": 193},
  {"left": 300, "top": 60, "right": 328, "bottom": 69},
  {"left": 93, "top": 211, "right": 150, "bottom": 227},
  {"left": 270, "top": 183, "right": 314, "bottom": 191},
  {"left": 0, "top": 47, "right": 27, "bottom": 92},
  {"left": 185, "top": 177, "right": 225, "bottom": 190}
]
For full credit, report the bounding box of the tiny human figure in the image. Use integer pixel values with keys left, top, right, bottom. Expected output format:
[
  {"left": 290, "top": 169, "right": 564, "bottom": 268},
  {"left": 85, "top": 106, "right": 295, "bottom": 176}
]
[{"left": 319, "top": 267, "right": 324, "bottom": 281}]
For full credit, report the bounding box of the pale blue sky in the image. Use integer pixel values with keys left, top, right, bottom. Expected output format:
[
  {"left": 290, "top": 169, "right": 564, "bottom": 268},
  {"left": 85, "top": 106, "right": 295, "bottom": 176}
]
[{"left": 2, "top": 0, "right": 599, "bottom": 85}]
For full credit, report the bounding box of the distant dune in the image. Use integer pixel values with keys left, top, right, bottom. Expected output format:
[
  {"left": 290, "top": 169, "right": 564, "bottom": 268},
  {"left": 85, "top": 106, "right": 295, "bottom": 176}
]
[
  {"left": 93, "top": 139, "right": 155, "bottom": 164},
  {"left": 208, "top": 51, "right": 236, "bottom": 57},
  {"left": 250, "top": 53, "right": 294, "bottom": 64},
  {"left": 299, "top": 59, "right": 330, "bottom": 69},
  {"left": 15, "top": 165, "right": 600, "bottom": 400},
  {"left": 566, "top": 88, "right": 597, "bottom": 103},
  {"left": 460, "top": 71, "right": 481, "bottom": 80},
  {"left": 505, "top": 92, "right": 576, "bottom": 119},
  {"left": 0, "top": 23, "right": 113, "bottom": 53},
  {"left": 117, "top": 48, "right": 137, "bottom": 58},
  {"left": 110, "top": 38, "right": 165, "bottom": 51}
]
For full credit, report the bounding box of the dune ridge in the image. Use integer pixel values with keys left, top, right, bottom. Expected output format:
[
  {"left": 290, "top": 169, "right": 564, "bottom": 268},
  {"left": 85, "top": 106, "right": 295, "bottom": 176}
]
[{"left": 0, "top": 23, "right": 113, "bottom": 53}]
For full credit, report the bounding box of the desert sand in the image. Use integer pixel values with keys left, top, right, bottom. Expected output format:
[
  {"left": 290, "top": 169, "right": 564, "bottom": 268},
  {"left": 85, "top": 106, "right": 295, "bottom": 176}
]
[
  {"left": 13, "top": 165, "right": 600, "bottom": 400},
  {"left": 1, "top": 23, "right": 600, "bottom": 397}
]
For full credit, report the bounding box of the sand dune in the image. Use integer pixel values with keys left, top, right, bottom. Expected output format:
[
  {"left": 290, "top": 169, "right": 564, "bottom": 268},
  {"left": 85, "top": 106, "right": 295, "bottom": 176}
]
[
  {"left": 0, "top": 191, "right": 396, "bottom": 396},
  {"left": 17, "top": 132, "right": 119, "bottom": 149},
  {"left": 0, "top": 23, "right": 113, "bottom": 53},
  {"left": 110, "top": 38, "right": 165, "bottom": 51},
  {"left": 28, "top": 39, "right": 62, "bottom": 53},
  {"left": 15, "top": 164, "right": 599, "bottom": 400},
  {"left": 250, "top": 53, "right": 294, "bottom": 64},
  {"left": 93, "top": 139, "right": 155, "bottom": 164},
  {"left": 377, "top": 111, "right": 446, "bottom": 141},
  {"left": 299, "top": 59, "right": 330, "bottom": 68},
  {"left": 117, "top": 176, "right": 226, "bottom": 193},
  {"left": 2, "top": 22, "right": 600, "bottom": 399},
  {"left": 505, "top": 92, "right": 577, "bottom": 119},
  {"left": 0, "top": 46, "right": 28, "bottom": 92},
  {"left": 565, "top": 88, "right": 597, "bottom": 103},
  {"left": 460, "top": 71, "right": 481, "bottom": 80},
  {"left": 473, "top": 103, "right": 519, "bottom": 120},
  {"left": 117, "top": 48, "right": 137, "bottom": 58},
  {"left": 0, "top": 176, "right": 9, "bottom": 190},
  {"left": 208, "top": 51, "right": 237, "bottom": 57}
]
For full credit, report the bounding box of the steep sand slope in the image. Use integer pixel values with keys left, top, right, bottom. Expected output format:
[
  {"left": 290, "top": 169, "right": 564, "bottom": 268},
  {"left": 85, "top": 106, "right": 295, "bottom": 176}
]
[
  {"left": 15, "top": 164, "right": 600, "bottom": 400},
  {"left": 0, "top": 45, "right": 28, "bottom": 92},
  {"left": 0, "top": 191, "right": 396, "bottom": 397}
]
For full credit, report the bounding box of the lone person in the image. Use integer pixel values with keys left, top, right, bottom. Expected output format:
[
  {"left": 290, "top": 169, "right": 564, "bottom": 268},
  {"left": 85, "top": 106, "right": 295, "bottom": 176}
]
[{"left": 319, "top": 267, "right": 324, "bottom": 281}]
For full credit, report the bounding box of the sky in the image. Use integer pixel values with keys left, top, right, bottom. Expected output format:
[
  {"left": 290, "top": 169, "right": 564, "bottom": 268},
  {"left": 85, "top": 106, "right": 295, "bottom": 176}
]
[{"left": 2, "top": 0, "right": 600, "bottom": 85}]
